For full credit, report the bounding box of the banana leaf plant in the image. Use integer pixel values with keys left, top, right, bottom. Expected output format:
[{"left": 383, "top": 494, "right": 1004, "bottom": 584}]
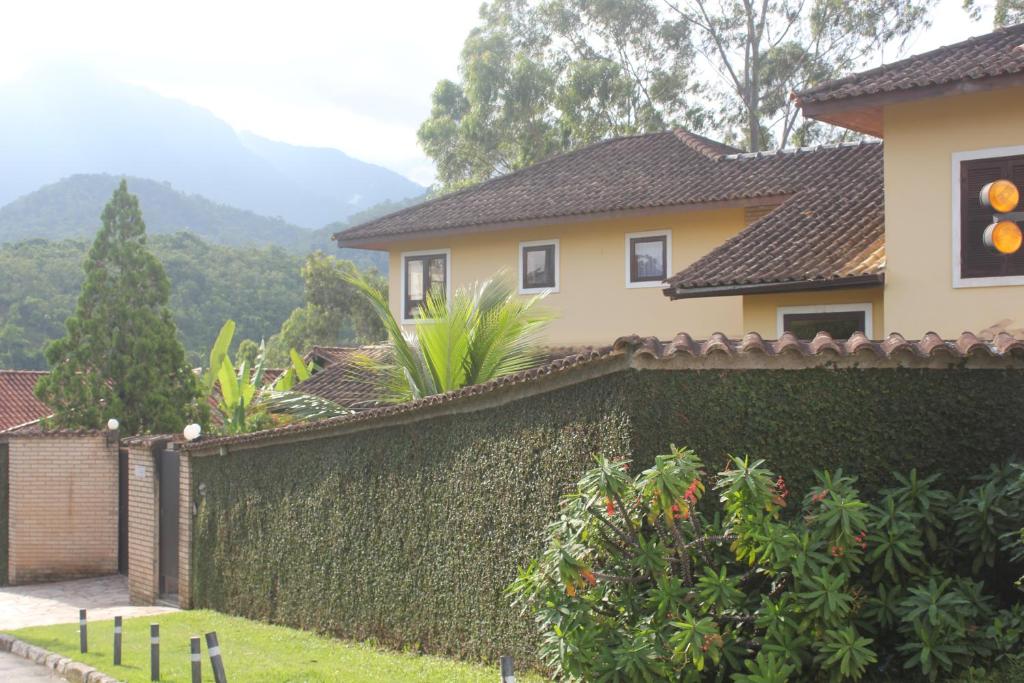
[{"left": 202, "top": 320, "right": 348, "bottom": 434}]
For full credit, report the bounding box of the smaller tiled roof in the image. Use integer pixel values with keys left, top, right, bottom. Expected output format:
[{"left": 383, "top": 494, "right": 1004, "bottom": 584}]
[
  {"left": 304, "top": 346, "right": 372, "bottom": 369},
  {"left": 0, "top": 371, "right": 51, "bottom": 432},
  {"left": 183, "top": 331, "right": 1024, "bottom": 454},
  {"left": 293, "top": 345, "right": 392, "bottom": 409},
  {"left": 666, "top": 142, "right": 884, "bottom": 297},
  {"left": 796, "top": 23, "right": 1024, "bottom": 106},
  {"left": 294, "top": 344, "right": 599, "bottom": 410}
]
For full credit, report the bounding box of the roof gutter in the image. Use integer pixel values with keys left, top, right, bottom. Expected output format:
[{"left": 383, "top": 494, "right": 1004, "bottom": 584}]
[{"left": 665, "top": 273, "right": 884, "bottom": 300}]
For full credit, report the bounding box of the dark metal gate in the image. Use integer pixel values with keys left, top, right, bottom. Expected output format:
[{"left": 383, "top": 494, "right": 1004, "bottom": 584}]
[
  {"left": 158, "top": 448, "right": 179, "bottom": 597},
  {"left": 118, "top": 448, "right": 128, "bottom": 574}
]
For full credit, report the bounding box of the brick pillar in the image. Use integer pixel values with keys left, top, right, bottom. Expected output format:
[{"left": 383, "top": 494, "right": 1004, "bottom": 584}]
[
  {"left": 127, "top": 440, "right": 161, "bottom": 605},
  {"left": 177, "top": 453, "right": 192, "bottom": 608}
]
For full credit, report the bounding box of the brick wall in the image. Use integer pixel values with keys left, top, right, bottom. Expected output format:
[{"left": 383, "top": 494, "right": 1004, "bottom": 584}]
[
  {"left": 6, "top": 434, "right": 119, "bottom": 584},
  {"left": 127, "top": 441, "right": 159, "bottom": 604},
  {"left": 177, "top": 453, "right": 192, "bottom": 608}
]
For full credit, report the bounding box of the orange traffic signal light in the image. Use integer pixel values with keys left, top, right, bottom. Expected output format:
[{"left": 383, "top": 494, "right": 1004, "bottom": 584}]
[
  {"left": 983, "top": 220, "right": 1023, "bottom": 255},
  {"left": 979, "top": 178, "right": 1022, "bottom": 255},
  {"left": 980, "top": 179, "right": 1020, "bottom": 213}
]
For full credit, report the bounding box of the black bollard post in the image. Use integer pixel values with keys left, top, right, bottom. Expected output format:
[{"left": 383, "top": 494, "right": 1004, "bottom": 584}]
[
  {"left": 79, "top": 609, "right": 87, "bottom": 654},
  {"left": 500, "top": 655, "right": 515, "bottom": 683},
  {"left": 205, "top": 632, "right": 228, "bottom": 683},
  {"left": 150, "top": 623, "right": 160, "bottom": 681},
  {"left": 113, "top": 616, "right": 122, "bottom": 665},
  {"left": 191, "top": 636, "right": 202, "bottom": 683}
]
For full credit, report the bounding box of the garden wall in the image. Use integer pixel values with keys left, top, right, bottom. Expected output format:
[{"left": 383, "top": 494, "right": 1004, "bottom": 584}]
[
  {"left": 0, "top": 443, "right": 8, "bottom": 586},
  {"left": 185, "top": 336, "right": 1024, "bottom": 666},
  {"left": 0, "top": 430, "right": 119, "bottom": 584}
]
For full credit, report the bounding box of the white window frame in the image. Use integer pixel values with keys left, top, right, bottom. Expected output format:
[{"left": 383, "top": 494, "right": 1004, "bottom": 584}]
[
  {"left": 625, "top": 229, "right": 672, "bottom": 289},
  {"left": 776, "top": 303, "right": 874, "bottom": 339},
  {"left": 400, "top": 248, "right": 451, "bottom": 323},
  {"left": 952, "top": 144, "right": 1024, "bottom": 289},
  {"left": 518, "top": 239, "right": 560, "bottom": 294}
]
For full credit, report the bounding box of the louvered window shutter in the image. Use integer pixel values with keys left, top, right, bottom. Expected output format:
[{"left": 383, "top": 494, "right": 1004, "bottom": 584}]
[{"left": 960, "top": 154, "right": 1024, "bottom": 279}]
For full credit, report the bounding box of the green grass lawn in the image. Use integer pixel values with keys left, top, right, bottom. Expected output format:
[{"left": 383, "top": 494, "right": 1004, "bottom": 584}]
[{"left": 9, "top": 610, "right": 544, "bottom": 683}]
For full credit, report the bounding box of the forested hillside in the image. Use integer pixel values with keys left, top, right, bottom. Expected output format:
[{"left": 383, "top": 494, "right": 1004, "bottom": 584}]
[
  {"left": 0, "top": 233, "right": 310, "bottom": 369},
  {"left": 0, "top": 174, "right": 310, "bottom": 249},
  {"left": 0, "top": 174, "right": 392, "bottom": 269}
]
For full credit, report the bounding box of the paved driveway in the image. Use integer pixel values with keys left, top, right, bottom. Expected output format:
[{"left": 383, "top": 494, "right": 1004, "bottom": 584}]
[
  {"left": 0, "top": 575, "right": 176, "bottom": 631},
  {"left": 0, "top": 650, "right": 68, "bottom": 682}
]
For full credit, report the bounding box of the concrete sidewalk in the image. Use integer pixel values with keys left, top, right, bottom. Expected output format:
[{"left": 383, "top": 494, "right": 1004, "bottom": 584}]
[
  {"left": 0, "top": 575, "right": 176, "bottom": 631},
  {"left": 0, "top": 650, "right": 68, "bottom": 682}
]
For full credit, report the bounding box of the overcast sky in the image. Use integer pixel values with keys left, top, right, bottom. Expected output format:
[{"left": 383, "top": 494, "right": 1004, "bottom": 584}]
[{"left": 0, "top": 0, "right": 1001, "bottom": 186}]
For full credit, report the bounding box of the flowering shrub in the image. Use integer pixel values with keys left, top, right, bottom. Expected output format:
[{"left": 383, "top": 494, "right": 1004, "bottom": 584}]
[{"left": 509, "top": 446, "right": 1024, "bottom": 681}]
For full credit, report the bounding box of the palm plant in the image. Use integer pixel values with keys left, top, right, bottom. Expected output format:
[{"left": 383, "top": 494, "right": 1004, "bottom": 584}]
[{"left": 343, "top": 270, "right": 553, "bottom": 403}]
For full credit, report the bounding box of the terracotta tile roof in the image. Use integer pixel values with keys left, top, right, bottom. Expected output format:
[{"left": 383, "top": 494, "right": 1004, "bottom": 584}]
[
  {"left": 0, "top": 371, "right": 51, "bottom": 433},
  {"left": 666, "top": 142, "right": 884, "bottom": 297},
  {"left": 304, "top": 346, "right": 365, "bottom": 368},
  {"left": 183, "top": 331, "right": 1024, "bottom": 454},
  {"left": 795, "top": 23, "right": 1024, "bottom": 106},
  {"left": 294, "top": 345, "right": 599, "bottom": 410},
  {"left": 292, "top": 345, "right": 392, "bottom": 409},
  {"left": 0, "top": 423, "right": 104, "bottom": 438},
  {"left": 333, "top": 129, "right": 800, "bottom": 246}
]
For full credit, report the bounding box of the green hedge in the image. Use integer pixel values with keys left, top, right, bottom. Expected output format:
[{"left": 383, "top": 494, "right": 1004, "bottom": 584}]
[
  {"left": 192, "top": 377, "right": 636, "bottom": 666},
  {"left": 191, "top": 366, "right": 1024, "bottom": 666},
  {"left": 625, "top": 368, "right": 1024, "bottom": 494},
  {"left": 1, "top": 444, "right": 8, "bottom": 586}
]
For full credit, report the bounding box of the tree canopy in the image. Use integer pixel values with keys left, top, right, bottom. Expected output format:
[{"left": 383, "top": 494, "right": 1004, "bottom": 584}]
[
  {"left": 419, "top": 0, "right": 938, "bottom": 189},
  {"left": 0, "top": 233, "right": 306, "bottom": 370},
  {"left": 264, "top": 252, "right": 387, "bottom": 365},
  {"left": 34, "top": 180, "right": 204, "bottom": 433}
]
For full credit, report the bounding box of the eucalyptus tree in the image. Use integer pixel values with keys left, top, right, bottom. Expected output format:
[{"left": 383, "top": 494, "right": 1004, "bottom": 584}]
[{"left": 420, "top": 0, "right": 938, "bottom": 191}]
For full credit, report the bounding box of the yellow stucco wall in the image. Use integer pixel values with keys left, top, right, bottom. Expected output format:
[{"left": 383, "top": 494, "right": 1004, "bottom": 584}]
[
  {"left": 742, "top": 288, "right": 885, "bottom": 339},
  {"left": 883, "top": 87, "right": 1024, "bottom": 337},
  {"left": 385, "top": 208, "right": 748, "bottom": 346}
]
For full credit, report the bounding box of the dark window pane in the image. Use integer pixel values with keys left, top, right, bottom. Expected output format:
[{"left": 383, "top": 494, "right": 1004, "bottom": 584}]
[
  {"left": 428, "top": 256, "right": 446, "bottom": 291},
  {"left": 782, "top": 311, "right": 866, "bottom": 340},
  {"left": 960, "top": 155, "right": 1024, "bottom": 279},
  {"left": 630, "top": 236, "right": 666, "bottom": 282},
  {"left": 404, "top": 253, "right": 447, "bottom": 319},
  {"left": 522, "top": 244, "right": 555, "bottom": 288}
]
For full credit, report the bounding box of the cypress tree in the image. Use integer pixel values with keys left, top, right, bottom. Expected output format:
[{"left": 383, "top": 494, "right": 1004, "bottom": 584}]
[{"left": 35, "top": 180, "right": 204, "bottom": 434}]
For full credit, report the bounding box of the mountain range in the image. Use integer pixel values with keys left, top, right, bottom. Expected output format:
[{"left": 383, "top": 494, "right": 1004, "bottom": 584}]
[{"left": 0, "top": 68, "right": 424, "bottom": 229}]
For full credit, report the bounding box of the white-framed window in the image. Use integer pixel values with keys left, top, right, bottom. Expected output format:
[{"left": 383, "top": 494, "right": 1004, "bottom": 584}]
[
  {"left": 776, "top": 303, "right": 874, "bottom": 340},
  {"left": 401, "top": 249, "right": 450, "bottom": 322},
  {"left": 518, "top": 239, "right": 559, "bottom": 293},
  {"left": 625, "top": 229, "right": 671, "bottom": 288},
  {"left": 952, "top": 144, "right": 1024, "bottom": 288}
]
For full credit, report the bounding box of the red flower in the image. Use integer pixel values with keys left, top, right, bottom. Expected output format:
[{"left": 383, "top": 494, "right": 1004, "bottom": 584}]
[
  {"left": 606, "top": 497, "right": 615, "bottom": 516},
  {"left": 829, "top": 544, "right": 845, "bottom": 558},
  {"left": 683, "top": 478, "right": 700, "bottom": 505},
  {"left": 811, "top": 489, "right": 829, "bottom": 504}
]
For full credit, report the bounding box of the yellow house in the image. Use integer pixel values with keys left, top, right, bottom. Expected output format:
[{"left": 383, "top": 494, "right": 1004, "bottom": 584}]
[
  {"left": 335, "top": 131, "right": 879, "bottom": 345},
  {"left": 670, "top": 23, "right": 1024, "bottom": 340},
  {"left": 337, "top": 24, "right": 1024, "bottom": 343}
]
